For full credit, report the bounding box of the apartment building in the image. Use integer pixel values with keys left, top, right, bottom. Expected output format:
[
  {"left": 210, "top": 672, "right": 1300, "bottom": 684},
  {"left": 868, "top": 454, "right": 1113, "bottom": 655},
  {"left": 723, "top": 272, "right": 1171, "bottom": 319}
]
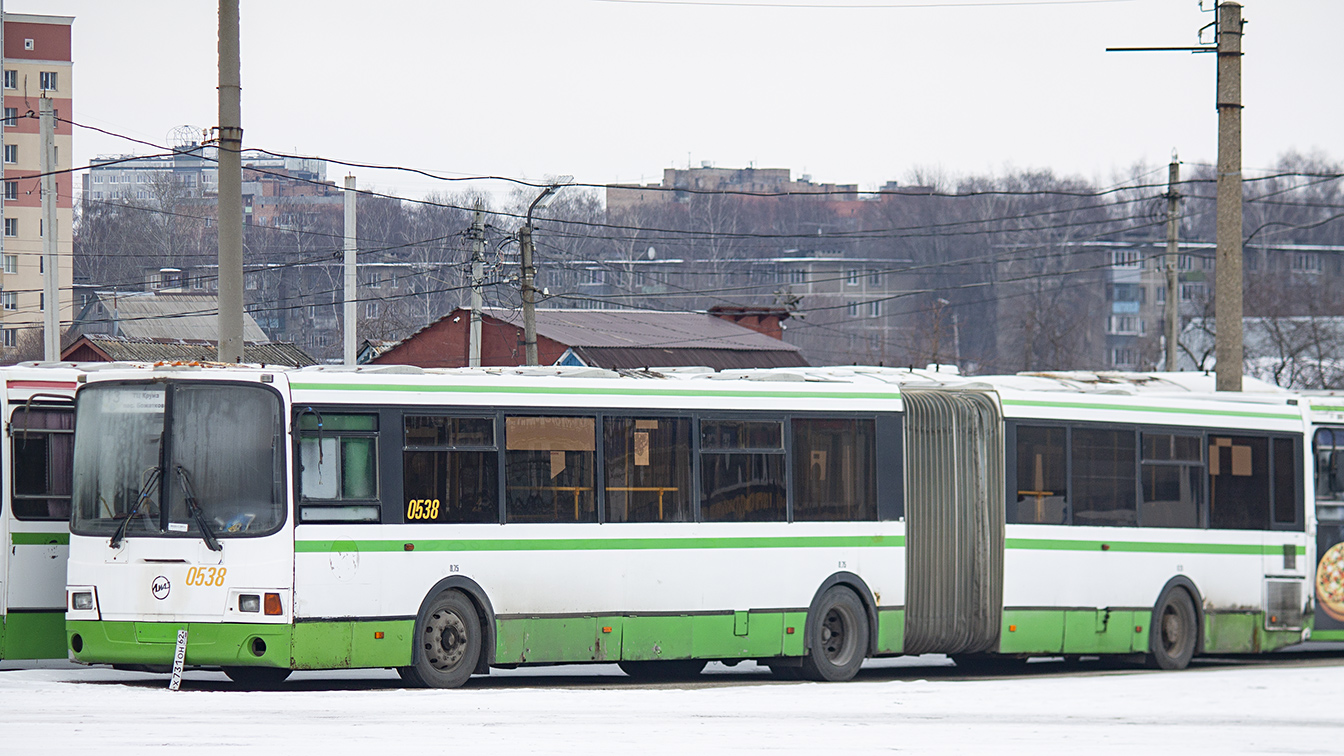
[{"left": 2, "top": 14, "right": 73, "bottom": 354}]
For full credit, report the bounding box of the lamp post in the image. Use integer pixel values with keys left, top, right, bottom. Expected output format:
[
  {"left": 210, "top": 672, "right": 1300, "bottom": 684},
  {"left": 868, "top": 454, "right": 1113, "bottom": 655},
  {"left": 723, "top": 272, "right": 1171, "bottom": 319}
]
[{"left": 519, "top": 177, "right": 571, "bottom": 366}]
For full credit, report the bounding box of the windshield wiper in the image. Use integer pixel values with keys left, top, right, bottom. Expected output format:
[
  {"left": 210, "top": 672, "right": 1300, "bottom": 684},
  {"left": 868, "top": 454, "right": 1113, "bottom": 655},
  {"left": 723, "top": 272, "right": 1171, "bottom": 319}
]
[
  {"left": 174, "top": 465, "right": 222, "bottom": 552},
  {"left": 109, "top": 467, "right": 162, "bottom": 549}
]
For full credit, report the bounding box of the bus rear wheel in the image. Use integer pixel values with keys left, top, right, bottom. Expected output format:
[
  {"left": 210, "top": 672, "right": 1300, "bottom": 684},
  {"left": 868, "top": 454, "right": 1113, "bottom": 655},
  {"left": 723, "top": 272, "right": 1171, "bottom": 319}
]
[
  {"left": 617, "top": 659, "right": 707, "bottom": 680},
  {"left": 222, "top": 666, "right": 292, "bottom": 686},
  {"left": 1147, "top": 587, "right": 1198, "bottom": 670},
  {"left": 402, "top": 590, "right": 482, "bottom": 688},
  {"left": 801, "top": 586, "right": 869, "bottom": 682}
]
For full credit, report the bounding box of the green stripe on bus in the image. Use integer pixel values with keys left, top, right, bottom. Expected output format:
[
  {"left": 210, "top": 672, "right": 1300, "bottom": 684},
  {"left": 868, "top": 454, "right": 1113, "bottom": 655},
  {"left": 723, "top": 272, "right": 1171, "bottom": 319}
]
[
  {"left": 288, "top": 382, "right": 902, "bottom": 402},
  {"left": 295, "top": 534, "right": 905, "bottom": 553},
  {"left": 1005, "top": 538, "right": 1305, "bottom": 556},
  {"left": 1000, "top": 398, "right": 1298, "bottom": 421},
  {"left": 10, "top": 532, "right": 69, "bottom": 545}
]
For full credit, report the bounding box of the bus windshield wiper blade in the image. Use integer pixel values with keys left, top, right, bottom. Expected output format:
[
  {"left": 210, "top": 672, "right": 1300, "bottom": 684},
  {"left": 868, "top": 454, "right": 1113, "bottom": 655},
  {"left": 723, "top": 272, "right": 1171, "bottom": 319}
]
[
  {"left": 174, "top": 465, "right": 222, "bottom": 552},
  {"left": 109, "top": 467, "right": 162, "bottom": 549}
]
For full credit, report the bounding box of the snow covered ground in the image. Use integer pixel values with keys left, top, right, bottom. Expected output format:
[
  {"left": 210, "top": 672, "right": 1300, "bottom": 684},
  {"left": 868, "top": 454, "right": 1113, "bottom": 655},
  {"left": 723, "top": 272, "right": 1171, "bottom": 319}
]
[{"left": 2, "top": 656, "right": 1341, "bottom": 754}]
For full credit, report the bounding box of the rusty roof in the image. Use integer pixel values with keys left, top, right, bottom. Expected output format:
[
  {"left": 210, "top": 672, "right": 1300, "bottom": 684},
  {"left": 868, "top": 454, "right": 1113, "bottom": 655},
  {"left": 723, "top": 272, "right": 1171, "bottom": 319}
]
[{"left": 62, "top": 336, "right": 317, "bottom": 367}]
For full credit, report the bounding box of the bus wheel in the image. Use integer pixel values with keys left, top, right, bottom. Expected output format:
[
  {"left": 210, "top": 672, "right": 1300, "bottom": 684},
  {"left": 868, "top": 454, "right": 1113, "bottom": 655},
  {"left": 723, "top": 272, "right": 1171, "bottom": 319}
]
[
  {"left": 801, "top": 586, "right": 869, "bottom": 682},
  {"left": 222, "top": 666, "right": 292, "bottom": 686},
  {"left": 1147, "top": 587, "right": 1198, "bottom": 670},
  {"left": 406, "top": 590, "right": 482, "bottom": 688},
  {"left": 617, "top": 659, "right": 706, "bottom": 680}
]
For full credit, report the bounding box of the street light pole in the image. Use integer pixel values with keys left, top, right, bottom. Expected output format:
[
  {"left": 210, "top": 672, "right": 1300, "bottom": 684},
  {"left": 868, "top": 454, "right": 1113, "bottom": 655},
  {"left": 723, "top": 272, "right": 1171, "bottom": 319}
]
[{"left": 519, "top": 179, "right": 571, "bottom": 366}]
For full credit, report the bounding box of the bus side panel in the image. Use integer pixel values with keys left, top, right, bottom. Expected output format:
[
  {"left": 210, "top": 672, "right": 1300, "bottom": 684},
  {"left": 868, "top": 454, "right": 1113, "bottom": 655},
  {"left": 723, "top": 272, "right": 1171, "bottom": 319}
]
[
  {"left": 1002, "top": 524, "right": 1286, "bottom": 655},
  {"left": 294, "top": 522, "right": 905, "bottom": 667}
]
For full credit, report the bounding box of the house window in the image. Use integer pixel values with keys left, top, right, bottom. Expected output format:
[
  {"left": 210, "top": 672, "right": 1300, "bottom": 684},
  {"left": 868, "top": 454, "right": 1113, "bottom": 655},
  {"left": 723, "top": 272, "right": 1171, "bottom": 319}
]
[
  {"left": 0, "top": 329, "right": 14, "bottom": 347},
  {"left": 869, "top": 270, "right": 882, "bottom": 285},
  {"left": 2, "top": 292, "right": 16, "bottom": 310},
  {"left": 4, "top": 145, "right": 16, "bottom": 164},
  {"left": 2, "top": 255, "right": 16, "bottom": 274},
  {"left": 3, "top": 182, "right": 15, "bottom": 202},
  {"left": 846, "top": 269, "right": 859, "bottom": 286},
  {"left": 789, "top": 269, "right": 807, "bottom": 284},
  {"left": 39, "top": 293, "right": 44, "bottom": 311},
  {"left": 1110, "top": 250, "right": 1142, "bottom": 269},
  {"left": 2, "top": 70, "right": 14, "bottom": 89},
  {"left": 2, "top": 108, "right": 15, "bottom": 128},
  {"left": 1292, "top": 253, "right": 1323, "bottom": 273},
  {"left": 365, "top": 301, "right": 379, "bottom": 318},
  {"left": 91, "top": 191, "right": 102, "bottom": 200},
  {"left": 39, "top": 72, "right": 58, "bottom": 91},
  {"left": 869, "top": 300, "right": 881, "bottom": 317},
  {"left": 93, "top": 173, "right": 103, "bottom": 184},
  {"left": 847, "top": 301, "right": 859, "bottom": 317},
  {"left": 3, "top": 218, "right": 16, "bottom": 237}
]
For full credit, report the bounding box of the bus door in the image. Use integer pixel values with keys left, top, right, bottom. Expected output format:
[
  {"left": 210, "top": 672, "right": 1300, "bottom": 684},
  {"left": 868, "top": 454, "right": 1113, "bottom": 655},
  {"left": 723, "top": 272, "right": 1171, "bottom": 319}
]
[
  {"left": 1312, "top": 427, "right": 1344, "bottom": 639},
  {"left": 901, "top": 389, "right": 1004, "bottom": 655},
  {"left": 4, "top": 401, "right": 74, "bottom": 612}
]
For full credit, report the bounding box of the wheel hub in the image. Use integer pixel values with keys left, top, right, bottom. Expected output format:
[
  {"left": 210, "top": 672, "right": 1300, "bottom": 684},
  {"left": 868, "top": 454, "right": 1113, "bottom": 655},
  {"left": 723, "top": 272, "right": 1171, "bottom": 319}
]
[{"left": 424, "top": 609, "right": 467, "bottom": 671}]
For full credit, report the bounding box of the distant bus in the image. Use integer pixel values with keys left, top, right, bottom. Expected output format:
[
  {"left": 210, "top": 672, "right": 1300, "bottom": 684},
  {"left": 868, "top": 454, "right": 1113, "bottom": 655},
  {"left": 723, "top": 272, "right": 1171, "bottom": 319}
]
[
  {"left": 65, "top": 365, "right": 1310, "bottom": 686},
  {"left": 1, "top": 365, "right": 79, "bottom": 660},
  {"left": 1305, "top": 395, "right": 1344, "bottom": 641}
]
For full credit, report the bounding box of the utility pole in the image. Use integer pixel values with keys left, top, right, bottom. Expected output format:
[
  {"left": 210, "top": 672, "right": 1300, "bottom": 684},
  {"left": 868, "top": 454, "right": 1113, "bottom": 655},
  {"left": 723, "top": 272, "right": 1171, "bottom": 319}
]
[
  {"left": 343, "top": 175, "right": 357, "bottom": 365},
  {"left": 518, "top": 222, "right": 539, "bottom": 366},
  {"left": 216, "top": 0, "right": 244, "bottom": 363},
  {"left": 1164, "top": 156, "right": 1181, "bottom": 372},
  {"left": 1213, "top": 2, "right": 1243, "bottom": 392},
  {"left": 519, "top": 179, "right": 570, "bottom": 367},
  {"left": 39, "top": 98, "right": 57, "bottom": 360},
  {"left": 1106, "top": 2, "right": 1242, "bottom": 389},
  {"left": 468, "top": 204, "right": 485, "bottom": 368}
]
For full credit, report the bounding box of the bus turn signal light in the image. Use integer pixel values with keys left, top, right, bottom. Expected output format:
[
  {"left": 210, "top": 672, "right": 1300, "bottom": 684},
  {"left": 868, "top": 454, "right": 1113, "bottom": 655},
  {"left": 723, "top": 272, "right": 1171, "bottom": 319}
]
[
  {"left": 264, "top": 593, "right": 283, "bottom": 615},
  {"left": 374, "top": 631, "right": 384, "bottom": 639}
]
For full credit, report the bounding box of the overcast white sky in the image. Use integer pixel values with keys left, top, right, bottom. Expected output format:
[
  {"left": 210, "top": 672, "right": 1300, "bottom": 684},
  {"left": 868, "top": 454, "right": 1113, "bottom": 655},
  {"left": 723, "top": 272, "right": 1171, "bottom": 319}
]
[{"left": 21, "top": 0, "right": 1344, "bottom": 198}]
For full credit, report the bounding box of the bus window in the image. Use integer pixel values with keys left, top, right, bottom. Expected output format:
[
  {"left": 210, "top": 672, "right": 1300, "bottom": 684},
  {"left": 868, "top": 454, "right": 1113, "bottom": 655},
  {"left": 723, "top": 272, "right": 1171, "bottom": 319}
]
[
  {"left": 1139, "top": 433, "right": 1202, "bottom": 528},
  {"left": 505, "top": 416, "right": 596, "bottom": 523},
  {"left": 1273, "top": 437, "right": 1300, "bottom": 528},
  {"left": 1208, "top": 436, "right": 1270, "bottom": 530},
  {"left": 403, "top": 416, "right": 498, "bottom": 524},
  {"left": 603, "top": 417, "right": 692, "bottom": 523},
  {"left": 700, "top": 419, "right": 785, "bottom": 522},
  {"left": 1011, "top": 425, "right": 1066, "bottom": 525},
  {"left": 297, "top": 413, "right": 379, "bottom": 523},
  {"left": 1071, "top": 427, "right": 1137, "bottom": 527},
  {"left": 1314, "top": 428, "right": 1344, "bottom": 501},
  {"left": 791, "top": 418, "right": 876, "bottom": 521},
  {"left": 11, "top": 407, "right": 73, "bottom": 520}
]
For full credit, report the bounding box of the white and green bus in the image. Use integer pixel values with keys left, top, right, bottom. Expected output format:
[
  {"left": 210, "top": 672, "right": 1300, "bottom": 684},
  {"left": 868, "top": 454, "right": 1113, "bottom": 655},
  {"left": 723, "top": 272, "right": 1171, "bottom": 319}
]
[
  {"left": 0, "top": 364, "right": 79, "bottom": 661},
  {"left": 64, "top": 365, "right": 1311, "bottom": 685}
]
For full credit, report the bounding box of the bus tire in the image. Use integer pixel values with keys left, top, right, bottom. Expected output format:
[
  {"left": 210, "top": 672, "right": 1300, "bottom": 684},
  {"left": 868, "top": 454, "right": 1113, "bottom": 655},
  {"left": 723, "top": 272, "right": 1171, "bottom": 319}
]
[
  {"left": 1146, "top": 586, "right": 1198, "bottom": 670},
  {"left": 405, "top": 589, "right": 482, "bottom": 688},
  {"left": 800, "top": 586, "right": 869, "bottom": 682},
  {"left": 617, "top": 659, "right": 706, "bottom": 680},
  {"left": 222, "top": 666, "right": 292, "bottom": 686}
]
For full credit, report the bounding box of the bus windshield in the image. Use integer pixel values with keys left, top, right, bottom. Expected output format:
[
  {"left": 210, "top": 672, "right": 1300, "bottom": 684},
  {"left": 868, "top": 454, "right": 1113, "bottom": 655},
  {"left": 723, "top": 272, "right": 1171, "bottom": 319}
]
[{"left": 72, "top": 381, "right": 285, "bottom": 539}]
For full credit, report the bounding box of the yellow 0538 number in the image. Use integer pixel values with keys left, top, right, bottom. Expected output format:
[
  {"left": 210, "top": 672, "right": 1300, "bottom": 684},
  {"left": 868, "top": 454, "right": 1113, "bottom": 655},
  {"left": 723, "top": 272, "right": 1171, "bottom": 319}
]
[
  {"left": 184, "top": 566, "right": 227, "bottom": 587},
  {"left": 407, "top": 499, "right": 441, "bottom": 520}
]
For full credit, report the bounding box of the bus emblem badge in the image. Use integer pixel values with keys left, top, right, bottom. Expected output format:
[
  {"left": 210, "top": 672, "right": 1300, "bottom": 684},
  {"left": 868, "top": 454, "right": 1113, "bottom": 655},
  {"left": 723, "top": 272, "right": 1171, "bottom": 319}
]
[{"left": 151, "top": 576, "right": 171, "bottom": 600}]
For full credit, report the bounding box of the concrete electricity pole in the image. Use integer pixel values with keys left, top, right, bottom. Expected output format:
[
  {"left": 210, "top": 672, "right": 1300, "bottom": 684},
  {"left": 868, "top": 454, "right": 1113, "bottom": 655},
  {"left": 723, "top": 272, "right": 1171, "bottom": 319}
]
[
  {"left": 343, "top": 175, "right": 357, "bottom": 365},
  {"left": 39, "top": 98, "right": 58, "bottom": 361},
  {"left": 468, "top": 204, "right": 485, "bottom": 368},
  {"left": 1107, "top": 2, "right": 1243, "bottom": 389},
  {"left": 216, "top": 0, "right": 245, "bottom": 363},
  {"left": 1213, "top": 2, "right": 1244, "bottom": 392},
  {"left": 519, "top": 179, "right": 570, "bottom": 366},
  {"left": 1164, "top": 156, "right": 1181, "bottom": 372}
]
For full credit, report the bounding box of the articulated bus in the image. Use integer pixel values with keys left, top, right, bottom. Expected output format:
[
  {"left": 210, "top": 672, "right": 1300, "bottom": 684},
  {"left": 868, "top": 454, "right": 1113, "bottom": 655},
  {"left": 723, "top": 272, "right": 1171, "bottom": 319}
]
[
  {"left": 0, "top": 364, "right": 79, "bottom": 660},
  {"left": 64, "top": 364, "right": 1311, "bottom": 686}
]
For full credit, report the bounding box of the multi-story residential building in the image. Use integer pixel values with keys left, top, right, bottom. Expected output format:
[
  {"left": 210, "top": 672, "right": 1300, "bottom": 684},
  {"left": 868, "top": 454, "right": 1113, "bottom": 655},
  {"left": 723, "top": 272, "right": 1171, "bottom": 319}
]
[{"left": 2, "top": 14, "right": 73, "bottom": 354}]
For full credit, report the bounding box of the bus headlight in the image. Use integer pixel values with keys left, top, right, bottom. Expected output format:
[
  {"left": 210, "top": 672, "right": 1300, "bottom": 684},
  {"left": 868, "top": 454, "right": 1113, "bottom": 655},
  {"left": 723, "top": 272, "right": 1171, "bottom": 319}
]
[
  {"left": 72, "top": 592, "right": 94, "bottom": 611},
  {"left": 239, "top": 594, "right": 261, "bottom": 613}
]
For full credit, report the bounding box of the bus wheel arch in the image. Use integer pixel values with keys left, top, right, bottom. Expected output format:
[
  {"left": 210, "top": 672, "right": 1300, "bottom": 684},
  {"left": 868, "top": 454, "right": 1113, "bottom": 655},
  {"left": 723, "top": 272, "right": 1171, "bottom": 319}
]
[
  {"left": 413, "top": 576, "right": 496, "bottom": 676},
  {"left": 805, "top": 572, "right": 880, "bottom": 658},
  {"left": 1147, "top": 576, "right": 1204, "bottom": 670}
]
